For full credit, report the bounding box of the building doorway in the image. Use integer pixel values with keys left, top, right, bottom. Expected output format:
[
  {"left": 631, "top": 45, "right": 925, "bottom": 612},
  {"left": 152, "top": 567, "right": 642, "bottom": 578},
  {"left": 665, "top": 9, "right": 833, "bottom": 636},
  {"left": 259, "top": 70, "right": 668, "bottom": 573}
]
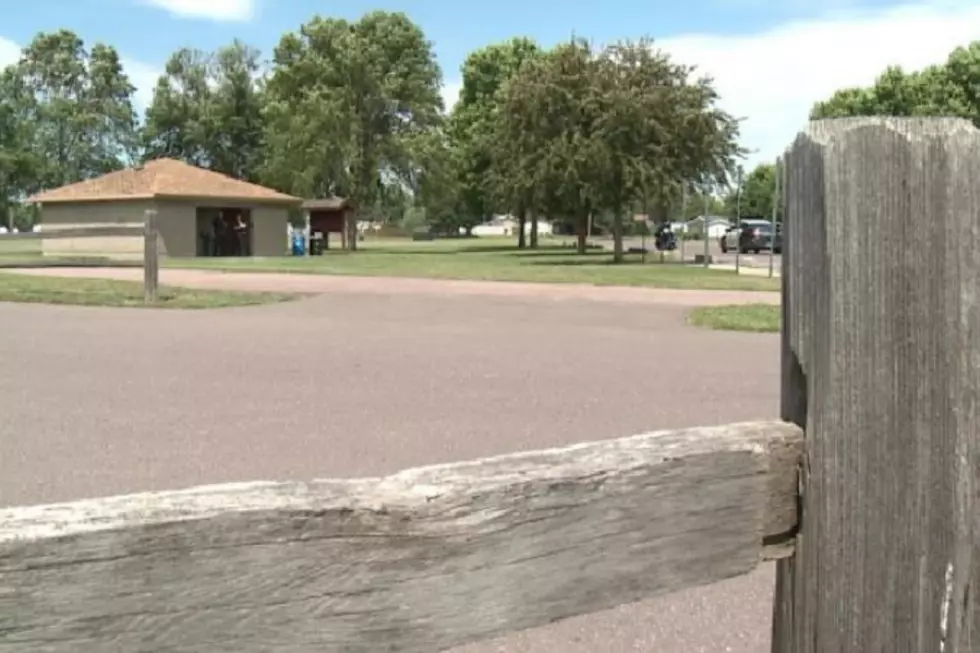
[{"left": 197, "top": 208, "right": 253, "bottom": 257}]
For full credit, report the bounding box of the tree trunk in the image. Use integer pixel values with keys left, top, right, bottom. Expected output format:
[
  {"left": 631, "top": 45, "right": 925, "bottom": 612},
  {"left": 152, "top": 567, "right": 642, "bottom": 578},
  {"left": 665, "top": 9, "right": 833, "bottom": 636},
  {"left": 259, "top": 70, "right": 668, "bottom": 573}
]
[
  {"left": 529, "top": 211, "right": 539, "bottom": 248},
  {"left": 576, "top": 214, "right": 587, "bottom": 254},
  {"left": 517, "top": 210, "right": 527, "bottom": 248},
  {"left": 612, "top": 207, "right": 624, "bottom": 263},
  {"left": 347, "top": 213, "right": 358, "bottom": 252}
]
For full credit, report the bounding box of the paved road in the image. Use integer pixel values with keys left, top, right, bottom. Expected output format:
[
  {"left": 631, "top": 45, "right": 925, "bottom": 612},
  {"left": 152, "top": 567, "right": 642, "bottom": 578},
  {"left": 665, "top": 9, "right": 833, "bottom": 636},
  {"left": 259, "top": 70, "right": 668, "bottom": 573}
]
[{"left": 1, "top": 277, "right": 781, "bottom": 652}]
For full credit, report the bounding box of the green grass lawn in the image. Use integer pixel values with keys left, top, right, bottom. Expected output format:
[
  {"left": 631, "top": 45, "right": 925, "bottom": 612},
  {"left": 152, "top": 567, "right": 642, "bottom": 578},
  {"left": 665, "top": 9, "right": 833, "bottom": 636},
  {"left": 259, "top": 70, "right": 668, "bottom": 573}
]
[
  {"left": 0, "top": 237, "right": 42, "bottom": 265},
  {"left": 687, "top": 303, "right": 781, "bottom": 333},
  {"left": 0, "top": 273, "right": 297, "bottom": 309},
  {"left": 167, "top": 238, "right": 782, "bottom": 292},
  {"left": 0, "top": 236, "right": 146, "bottom": 268}
]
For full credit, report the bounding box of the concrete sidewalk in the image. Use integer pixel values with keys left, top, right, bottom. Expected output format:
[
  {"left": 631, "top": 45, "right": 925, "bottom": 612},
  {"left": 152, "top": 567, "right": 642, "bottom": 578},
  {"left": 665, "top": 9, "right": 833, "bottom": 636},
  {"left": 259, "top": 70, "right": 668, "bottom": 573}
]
[{"left": 710, "top": 263, "right": 781, "bottom": 278}]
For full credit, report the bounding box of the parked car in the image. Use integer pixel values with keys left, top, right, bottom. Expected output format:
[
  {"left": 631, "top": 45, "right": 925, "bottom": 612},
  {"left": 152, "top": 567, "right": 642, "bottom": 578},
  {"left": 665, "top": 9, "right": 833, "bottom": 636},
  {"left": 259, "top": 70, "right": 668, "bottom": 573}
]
[{"left": 719, "top": 219, "right": 781, "bottom": 254}]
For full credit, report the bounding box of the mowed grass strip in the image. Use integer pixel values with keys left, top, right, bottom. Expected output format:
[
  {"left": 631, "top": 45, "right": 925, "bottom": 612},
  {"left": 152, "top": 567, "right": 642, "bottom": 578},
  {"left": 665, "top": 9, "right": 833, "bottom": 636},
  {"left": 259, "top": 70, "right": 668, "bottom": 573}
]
[
  {"left": 0, "top": 237, "right": 144, "bottom": 268},
  {"left": 688, "top": 303, "right": 781, "bottom": 333},
  {"left": 0, "top": 237, "right": 43, "bottom": 266},
  {"left": 0, "top": 273, "right": 297, "bottom": 309},
  {"left": 168, "top": 238, "right": 781, "bottom": 292}
]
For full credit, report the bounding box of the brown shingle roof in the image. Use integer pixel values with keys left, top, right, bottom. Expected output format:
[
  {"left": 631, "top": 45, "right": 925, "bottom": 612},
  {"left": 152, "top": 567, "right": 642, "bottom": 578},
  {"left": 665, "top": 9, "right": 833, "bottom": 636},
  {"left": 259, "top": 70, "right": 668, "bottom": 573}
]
[
  {"left": 27, "top": 158, "right": 301, "bottom": 205},
  {"left": 301, "top": 197, "right": 351, "bottom": 211}
]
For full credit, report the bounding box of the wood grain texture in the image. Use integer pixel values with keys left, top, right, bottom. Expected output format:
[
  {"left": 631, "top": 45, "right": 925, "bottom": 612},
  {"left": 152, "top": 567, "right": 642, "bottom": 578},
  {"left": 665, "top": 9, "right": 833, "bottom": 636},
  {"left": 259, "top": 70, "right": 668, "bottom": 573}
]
[
  {"left": 0, "top": 225, "right": 145, "bottom": 240},
  {"left": 0, "top": 420, "right": 801, "bottom": 653},
  {"left": 143, "top": 210, "right": 159, "bottom": 303},
  {"left": 771, "top": 117, "right": 980, "bottom": 653}
]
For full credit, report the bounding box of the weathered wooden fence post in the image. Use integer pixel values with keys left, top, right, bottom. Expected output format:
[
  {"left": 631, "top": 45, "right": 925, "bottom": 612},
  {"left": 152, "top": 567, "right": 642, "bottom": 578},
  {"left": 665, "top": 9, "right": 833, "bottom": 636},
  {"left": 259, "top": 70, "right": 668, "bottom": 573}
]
[
  {"left": 772, "top": 117, "right": 980, "bottom": 652},
  {"left": 143, "top": 209, "right": 159, "bottom": 303}
]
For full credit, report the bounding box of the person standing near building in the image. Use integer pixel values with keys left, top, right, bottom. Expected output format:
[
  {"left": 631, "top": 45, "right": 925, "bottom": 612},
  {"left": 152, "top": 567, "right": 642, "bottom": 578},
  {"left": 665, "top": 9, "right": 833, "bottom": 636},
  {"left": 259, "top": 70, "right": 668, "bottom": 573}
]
[{"left": 233, "top": 213, "right": 249, "bottom": 256}]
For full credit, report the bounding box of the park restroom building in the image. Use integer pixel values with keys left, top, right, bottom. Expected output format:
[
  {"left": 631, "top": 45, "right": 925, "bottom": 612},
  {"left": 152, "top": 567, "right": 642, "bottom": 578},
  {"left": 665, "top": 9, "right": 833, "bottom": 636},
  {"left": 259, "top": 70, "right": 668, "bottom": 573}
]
[{"left": 27, "top": 158, "right": 302, "bottom": 258}]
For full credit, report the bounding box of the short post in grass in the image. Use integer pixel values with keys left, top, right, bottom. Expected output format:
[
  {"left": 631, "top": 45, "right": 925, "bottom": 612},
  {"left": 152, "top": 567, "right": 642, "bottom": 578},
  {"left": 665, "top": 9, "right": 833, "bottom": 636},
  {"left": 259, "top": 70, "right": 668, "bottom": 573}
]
[
  {"left": 734, "top": 165, "right": 743, "bottom": 276},
  {"left": 702, "top": 184, "right": 710, "bottom": 268},
  {"left": 679, "top": 186, "right": 687, "bottom": 263},
  {"left": 143, "top": 209, "right": 159, "bottom": 304}
]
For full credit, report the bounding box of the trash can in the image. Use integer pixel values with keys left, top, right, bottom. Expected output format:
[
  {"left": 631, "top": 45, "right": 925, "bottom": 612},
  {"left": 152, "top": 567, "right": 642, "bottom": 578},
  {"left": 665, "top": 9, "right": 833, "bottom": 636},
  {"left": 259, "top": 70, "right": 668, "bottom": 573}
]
[
  {"left": 309, "top": 232, "right": 325, "bottom": 256},
  {"left": 291, "top": 231, "right": 306, "bottom": 256}
]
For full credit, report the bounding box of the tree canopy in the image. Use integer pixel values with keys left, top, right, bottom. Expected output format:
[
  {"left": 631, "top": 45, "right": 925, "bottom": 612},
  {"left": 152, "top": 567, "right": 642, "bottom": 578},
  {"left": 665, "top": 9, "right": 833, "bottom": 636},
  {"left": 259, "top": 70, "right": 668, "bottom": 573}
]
[
  {"left": 143, "top": 40, "right": 265, "bottom": 181},
  {"left": 261, "top": 11, "right": 443, "bottom": 249},
  {"left": 722, "top": 163, "right": 781, "bottom": 223},
  {"left": 0, "top": 17, "right": 747, "bottom": 252},
  {"left": 810, "top": 42, "right": 980, "bottom": 123},
  {"left": 493, "top": 37, "right": 741, "bottom": 259},
  {"left": 449, "top": 37, "right": 540, "bottom": 241}
]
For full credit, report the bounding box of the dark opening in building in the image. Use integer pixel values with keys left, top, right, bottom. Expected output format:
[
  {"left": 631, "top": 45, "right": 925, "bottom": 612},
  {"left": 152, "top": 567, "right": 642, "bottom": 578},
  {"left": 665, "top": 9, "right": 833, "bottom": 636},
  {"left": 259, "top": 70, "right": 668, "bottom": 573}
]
[{"left": 197, "top": 207, "right": 253, "bottom": 257}]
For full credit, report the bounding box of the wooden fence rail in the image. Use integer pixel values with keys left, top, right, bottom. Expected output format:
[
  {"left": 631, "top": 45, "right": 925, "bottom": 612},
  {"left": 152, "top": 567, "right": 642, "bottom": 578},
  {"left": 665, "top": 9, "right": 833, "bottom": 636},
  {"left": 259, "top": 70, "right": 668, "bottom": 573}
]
[
  {"left": 0, "top": 421, "right": 801, "bottom": 652},
  {"left": 0, "top": 209, "right": 159, "bottom": 302},
  {"left": 0, "top": 225, "right": 145, "bottom": 240}
]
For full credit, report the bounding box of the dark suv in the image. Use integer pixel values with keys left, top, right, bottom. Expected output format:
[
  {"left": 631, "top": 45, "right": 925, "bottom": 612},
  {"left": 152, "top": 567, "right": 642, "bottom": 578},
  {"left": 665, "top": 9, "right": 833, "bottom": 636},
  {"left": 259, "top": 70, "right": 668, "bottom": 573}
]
[{"left": 720, "top": 219, "right": 781, "bottom": 254}]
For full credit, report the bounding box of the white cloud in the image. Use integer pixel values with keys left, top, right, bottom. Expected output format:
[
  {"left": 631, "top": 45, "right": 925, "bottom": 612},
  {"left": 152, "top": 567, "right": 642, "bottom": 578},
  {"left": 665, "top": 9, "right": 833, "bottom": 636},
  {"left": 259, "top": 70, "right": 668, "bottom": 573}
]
[
  {"left": 141, "top": 0, "right": 255, "bottom": 22},
  {"left": 659, "top": 1, "right": 980, "bottom": 168},
  {"left": 0, "top": 36, "right": 19, "bottom": 68},
  {"left": 441, "top": 80, "right": 462, "bottom": 113},
  {"left": 123, "top": 59, "right": 163, "bottom": 113}
]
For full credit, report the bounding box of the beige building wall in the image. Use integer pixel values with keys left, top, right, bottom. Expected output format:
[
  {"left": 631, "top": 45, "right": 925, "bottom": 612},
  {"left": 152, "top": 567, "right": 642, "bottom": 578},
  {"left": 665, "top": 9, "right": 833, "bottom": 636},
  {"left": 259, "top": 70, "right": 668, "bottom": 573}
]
[
  {"left": 40, "top": 199, "right": 292, "bottom": 258},
  {"left": 39, "top": 200, "right": 155, "bottom": 258},
  {"left": 251, "top": 206, "right": 290, "bottom": 256},
  {"left": 153, "top": 201, "right": 197, "bottom": 257},
  {"left": 159, "top": 199, "right": 289, "bottom": 257}
]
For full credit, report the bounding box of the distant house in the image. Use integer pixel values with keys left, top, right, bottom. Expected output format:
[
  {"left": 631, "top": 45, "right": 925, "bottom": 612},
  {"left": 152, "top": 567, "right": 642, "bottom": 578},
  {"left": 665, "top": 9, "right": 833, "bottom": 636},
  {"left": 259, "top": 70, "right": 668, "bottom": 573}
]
[
  {"left": 686, "top": 215, "right": 731, "bottom": 239},
  {"left": 472, "top": 216, "right": 517, "bottom": 237},
  {"left": 470, "top": 215, "right": 553, "bottom": 237},
  {"left": 632, "top": 215, "right": 688, "bottom": 234}
]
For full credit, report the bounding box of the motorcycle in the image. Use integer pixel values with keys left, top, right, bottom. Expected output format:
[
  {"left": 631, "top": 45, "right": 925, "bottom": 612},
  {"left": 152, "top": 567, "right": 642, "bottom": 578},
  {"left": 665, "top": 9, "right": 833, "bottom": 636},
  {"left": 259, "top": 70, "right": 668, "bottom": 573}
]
[{"left": 654, "top": 227, "right": 678, "bottom": 252}]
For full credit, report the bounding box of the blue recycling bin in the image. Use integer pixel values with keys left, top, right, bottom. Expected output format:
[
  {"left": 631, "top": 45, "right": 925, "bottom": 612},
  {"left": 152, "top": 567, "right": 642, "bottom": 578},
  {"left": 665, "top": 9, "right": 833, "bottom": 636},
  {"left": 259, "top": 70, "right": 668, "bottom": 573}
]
[{"left": 291, "top": 231, "right": 306, "bottom": 256}]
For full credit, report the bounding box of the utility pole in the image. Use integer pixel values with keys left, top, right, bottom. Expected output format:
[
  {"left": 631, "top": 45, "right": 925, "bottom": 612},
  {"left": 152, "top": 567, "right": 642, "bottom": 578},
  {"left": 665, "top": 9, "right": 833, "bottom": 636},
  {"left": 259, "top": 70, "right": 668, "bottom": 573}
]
[
  {"left": 735, "top": 165, "right": 744, "bottom": 275},
  {"left": 702, "top": 182, "right": 710, "bottom": 268},
  {"left": 679, "top": 185, "right": 687, "bottom": 262},
  {"left": 769, "top": 156, "right": 781, "bottom": 278}
]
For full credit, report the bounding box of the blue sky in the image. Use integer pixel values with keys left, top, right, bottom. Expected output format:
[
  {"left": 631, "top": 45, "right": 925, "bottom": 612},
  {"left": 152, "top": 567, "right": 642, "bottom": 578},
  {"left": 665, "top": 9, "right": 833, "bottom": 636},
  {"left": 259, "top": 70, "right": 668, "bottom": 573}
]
[{"left": 2, "top": 0, "right": 979, "bottom": 167}]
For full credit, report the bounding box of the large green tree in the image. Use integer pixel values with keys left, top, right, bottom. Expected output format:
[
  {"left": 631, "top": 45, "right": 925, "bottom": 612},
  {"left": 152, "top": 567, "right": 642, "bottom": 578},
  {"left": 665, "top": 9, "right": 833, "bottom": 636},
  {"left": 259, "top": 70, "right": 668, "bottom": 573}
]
[
  {"left": 495, "top": 37, "right": 740, "bottom": 260},
  {"left": 142, "top": 40, "right": 265, "bottom": 181},
  {"left": 7, "top": 30, "right": 138, "bottom": 189},
  {"left": 403, "top": 127, "right": 465, "bottom": 234},
  {"left": 449, "top": 37, "right": 540, "bottom": 245},
  {"left": 723, "top": 163, "right": 781, "bottom": 222},
  {"left": 494, "top": 40, "right": 602, "bottom": 255},
  {"left": 0, "top": 68, "right": 40, "bottom": 229},
  {"left": 262, "top": 11, "right": 444, "bottom": 250},
  {"left": 591, "top": 38, "right": 741, "bottom": 260}
]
